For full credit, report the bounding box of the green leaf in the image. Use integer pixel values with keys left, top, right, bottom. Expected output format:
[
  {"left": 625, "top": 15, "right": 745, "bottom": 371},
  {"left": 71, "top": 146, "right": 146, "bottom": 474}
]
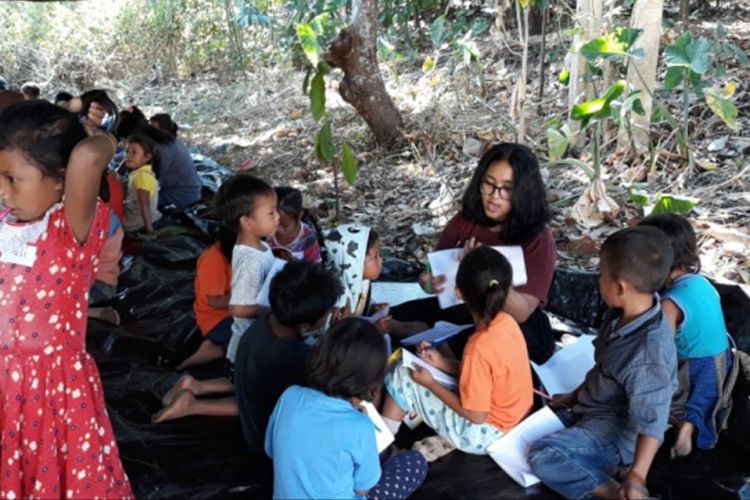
[
  {"left": 664, "top": 32, "right": 711, "bottom": 75},
  {"left": 629, "top": 189, "right": 651, "bottom": 207},
  {"left": 651, "top": 194, "right": 699, "bottom": 214},
  {"left": 558, "top": 68, "right": 570, "bottom": 85},
  {"left": 726, "top": 43, "right": 750, "bottom": 64},
  {"left": 704, "top": 89, "right": 738, "bottom": 130},
  {"left": 571, "top": 80, "right": 626, "bottom": 125},
  {"left": 620, "top": 91, "right": 645, "bottom": 120},
  {"left": 579, "top": 29, "right": 642, "bottom": 62},
  {"left": 430, "top": 15, "right": 447, "bottom": 48},
  {"left": 377, "top": 36, "right": 395, "bottom": 60},
  {"left": 315, "top": 122, "right": 335, "bottom": 165},
  {"left": 546, "top": 123, "right": 572, "bottom": 160},
  {"left": 296, "top": 23, "right": 320, "bottom": 67},
  {"left": 309, "top": 68, "right": 326, "bottom": 122},
  {"left": 422, "top": 55, "right": 436, "bottom": 73},
  {"left": 663, "top": 66, "right": 684, "bottom": 90},
  {"left": 341, "top": 142, "right": 357, "bottom": 185}
]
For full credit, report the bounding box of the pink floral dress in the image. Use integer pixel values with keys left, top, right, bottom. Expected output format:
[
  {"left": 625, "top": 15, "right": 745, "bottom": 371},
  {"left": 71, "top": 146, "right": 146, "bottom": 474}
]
[{"left": 0, "top": 201, "right": 133, "bottom": 499}]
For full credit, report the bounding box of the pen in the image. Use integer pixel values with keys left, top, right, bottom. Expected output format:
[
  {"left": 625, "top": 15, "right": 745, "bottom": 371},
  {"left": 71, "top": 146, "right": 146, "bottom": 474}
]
[
  {"left": 533, "top": 388, "right": 553, "bottom": 401},
  {"left": 0, "top": 207, "right": 11, "bottom": 220}
]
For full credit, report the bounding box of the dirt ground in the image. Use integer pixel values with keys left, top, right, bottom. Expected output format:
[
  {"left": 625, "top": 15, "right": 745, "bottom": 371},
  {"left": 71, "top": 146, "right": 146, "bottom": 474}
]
[{"left": 129, "top": 2, "right": 750, "bottom": 285}]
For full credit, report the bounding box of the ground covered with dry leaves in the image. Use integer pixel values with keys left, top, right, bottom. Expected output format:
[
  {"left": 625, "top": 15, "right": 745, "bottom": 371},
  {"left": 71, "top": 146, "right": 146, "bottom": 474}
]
[{"left": 130, "top": 2, "right": 749, "bottom": 286}]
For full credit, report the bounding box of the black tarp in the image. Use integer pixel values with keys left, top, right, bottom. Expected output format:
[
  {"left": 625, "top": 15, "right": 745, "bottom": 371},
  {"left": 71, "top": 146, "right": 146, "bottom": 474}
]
[{"left": 89, "top": 158, "right": 750, "bottom": 498}]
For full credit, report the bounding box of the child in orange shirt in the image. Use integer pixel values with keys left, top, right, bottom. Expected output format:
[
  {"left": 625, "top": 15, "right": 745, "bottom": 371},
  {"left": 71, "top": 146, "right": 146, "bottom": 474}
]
[
  {"left": 177, "top": 227, "right": 236, "bottom": 369},
  {"left": 382, "top": 246, "right": 533, "bottom": 456}
]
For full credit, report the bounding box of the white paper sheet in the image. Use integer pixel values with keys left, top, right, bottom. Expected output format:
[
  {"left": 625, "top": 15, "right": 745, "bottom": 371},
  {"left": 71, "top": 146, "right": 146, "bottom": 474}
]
[
  {"left": 401, "top": 349, "right": 458, "bottom": 389},
  {"left": 370, "top": 282, "right": 432, "bottom": 308},
  {"left": 487, "top": 406, "right": 565, "bottom": 487},
  {"left": 361, "top": 401, "right": 395, "bottom": 453},
  {"left": 400, "top": 321, "right": 472, "bottom": 347},
  {"left": 256, "top": 258, "right": 288, "bottom": 307},
  {"left": 530, "top": 334, "right": 596, "bottom": 397},
  {"left": 428, "top": 246, "right": 528, "bottom": 309}
]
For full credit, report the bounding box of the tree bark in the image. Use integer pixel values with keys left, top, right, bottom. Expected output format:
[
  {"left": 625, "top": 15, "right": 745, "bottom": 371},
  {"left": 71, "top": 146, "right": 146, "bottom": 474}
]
[
  {"left": 567, "top": 0, "right": 603, "bottom": 138},
  {"left": 618, "top": 0, "right": 663, "bottom": 153},
  {"left": 325, "top": 0, "right": 403, "bottom": 145}
]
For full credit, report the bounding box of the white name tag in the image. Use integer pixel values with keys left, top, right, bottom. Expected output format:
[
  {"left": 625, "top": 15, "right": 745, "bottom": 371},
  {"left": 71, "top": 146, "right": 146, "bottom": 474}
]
[{"left": 0, "top": 244, "right": 38, "bottom": 267}]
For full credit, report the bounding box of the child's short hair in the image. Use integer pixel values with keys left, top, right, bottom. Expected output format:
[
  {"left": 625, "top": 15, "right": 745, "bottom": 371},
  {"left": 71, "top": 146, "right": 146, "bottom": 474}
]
[
  {"left": 600, "top": 226, "right": 674, "bottom": 294},
  {"left": 54, "top": 91, "right": 73, "bottom": 105},
  {"left": 639, "top": 213, "right": 700, "bottom": 274},
  {"left": 0, "top": 100, "right": 86, "bottom": 180},
  {"left": 21, "top": 82, "right": 40, "bottom": 99},
  {"left": 275, "top": 186, "right": 303, "bottom": 218},
  {"left": 462, "top": 142, "right": 550, "bottom": 245},
  {"left": 306, "top": 318, "right": 387, "bottom": 402},
  {"left": 127, "top": 133, "right": 161, "bottom": 173},
  {"left": 213, "top": 173, "right": 275, "bottom": 232},
  {"left": 456, "top": 246, "right": 512, "bottom": 324},
  {"left": 366, "top": 229, "right": 379, "bottom": 252},
  {"left": 149, "top": 113, "right": 179, "bottom": 137},
  {"left": 270, "top": 261, "right": 343, "bottom": 327}
]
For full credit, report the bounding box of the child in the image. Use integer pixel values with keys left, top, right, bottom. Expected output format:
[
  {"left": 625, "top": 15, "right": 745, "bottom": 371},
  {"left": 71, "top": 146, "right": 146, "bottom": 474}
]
[
  {"left": 639, "top": 213, "right": 732, "bottom": 457},
  {"left": 271, "top": 186, "right": 322, "bottom": 263},
  {"left": 20, "top": 81, "right": 40, "bottom": 100},
  {"left": 123, "top": 133, "right": 161, "bottom": 233},
  {"left": 221, "top": 173, "right": 278, "bottom": 366},
  {"left": 528, "top": 226, "right": 677, "bottom": 500},
  {"left": 325, "top": 225, "right": 425, "bottom": 339},
  {"left": 381, "top": 246, "right": 533, "bottom": 458},
  {"left": 154, "top": 261, "right": 342, "bottom": 430},
  {"left": 266, "top": 318, "right": 428, "bottom": 499},
  {"left": 175, "top": 227, "right": 236, "bottom": 370},
  {"left": 0, "top": 101, "right": 132, "bottom": 497}
]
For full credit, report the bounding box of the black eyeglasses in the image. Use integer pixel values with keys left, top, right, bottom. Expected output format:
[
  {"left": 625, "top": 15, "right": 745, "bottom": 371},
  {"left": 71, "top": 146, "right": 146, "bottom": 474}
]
[{"left": 479, "top": 178, "right": 513, "bottom": 200}]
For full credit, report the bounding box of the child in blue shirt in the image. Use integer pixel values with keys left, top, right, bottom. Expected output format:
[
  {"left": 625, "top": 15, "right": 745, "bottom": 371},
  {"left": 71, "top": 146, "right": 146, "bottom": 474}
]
[
  {"left": 266, "top": 318, "right": 428, "bottom": 499},
  {"left": 640, "top": 213, "right": 732, "bottom": 457},
  {"left": 529, "top": 226, "right": 677, "bottom": 499}
]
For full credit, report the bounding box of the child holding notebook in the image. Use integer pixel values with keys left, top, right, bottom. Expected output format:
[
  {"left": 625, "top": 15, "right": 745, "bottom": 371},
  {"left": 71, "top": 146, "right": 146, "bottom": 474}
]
[
  {"left": 381, "top": 246, "right": 533, "bottom": 457},
  {"left": 529, "top": 226, "right": 677, "bottom": 499}
]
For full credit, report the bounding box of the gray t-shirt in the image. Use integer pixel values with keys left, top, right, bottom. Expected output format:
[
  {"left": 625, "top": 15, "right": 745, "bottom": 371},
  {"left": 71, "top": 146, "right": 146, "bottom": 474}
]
[
  {"left": 156, "top": 139, "right": 202, "bottom": 209},
  {"left": 226, "top": 242, "right": 275, "bottom": 363}
]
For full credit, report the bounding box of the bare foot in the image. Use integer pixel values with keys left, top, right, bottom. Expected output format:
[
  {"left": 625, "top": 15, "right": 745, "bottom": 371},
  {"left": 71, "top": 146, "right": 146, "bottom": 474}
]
[
  {"left": 88, "top": 307, "right": 121, "bottom": 326},
  {"left": 671, "top": 422, "right": 694, "bottom": 459},
  {"left": 176, "top": 340, "right": 224, "bottom": 370},
  {"left": 162, "top": 374, "right": 196, "bottom": 406},
  {"left": 152, "top": 390, "right": 196, "bottom": 423}
]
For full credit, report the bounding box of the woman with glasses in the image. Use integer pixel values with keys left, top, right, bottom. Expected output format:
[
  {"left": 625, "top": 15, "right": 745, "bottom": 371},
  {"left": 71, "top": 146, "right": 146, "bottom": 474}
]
[{"left": 391, "top": 142, "right": 557, "bottom": 363}]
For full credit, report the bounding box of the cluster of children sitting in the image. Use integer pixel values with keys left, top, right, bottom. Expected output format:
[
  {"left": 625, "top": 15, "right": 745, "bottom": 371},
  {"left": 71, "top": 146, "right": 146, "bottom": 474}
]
[{"left": 0, "top": 89, "right": 738, "bottom": 499}]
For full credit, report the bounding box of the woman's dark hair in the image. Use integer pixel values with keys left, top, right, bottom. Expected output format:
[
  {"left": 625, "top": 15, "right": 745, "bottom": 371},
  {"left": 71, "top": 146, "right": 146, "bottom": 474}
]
[
  {"left": 270, "top": 261, "right": 343, "bottom": 327},
  {"left": 117, "top": 105, "right": 174, "bottom": 145},
  {"left": 366, "top": 229, "right": 379, "bottom": 252},
  {"left": 462, "top": 142, "right": 549, "bottom": 245},
  {"left": 456, "top": 246, "right": 513, "bottom": 325},
  {"left": 638, "top": 213, "right": 700, "bottom": 274},
  {"left": 217, "top": 225, "right": 237, "bottom": 263},
  {"left": 306, "top": 318, "right": 387, "bottom": 401},
  {"left": 275, "top": 186, "right": 303, "bottom": 218},
  {"left": 149, "top": 113, "right": 179, "bottom": 137},
  {"left": 213, "top": 173, "right": 275, "bottom": 232},
  {"left": 0, "top": 100, "right": 86, "bottom": 180},
  {"left": 127, "top": 133, "right": 161, "bottom": 175}
]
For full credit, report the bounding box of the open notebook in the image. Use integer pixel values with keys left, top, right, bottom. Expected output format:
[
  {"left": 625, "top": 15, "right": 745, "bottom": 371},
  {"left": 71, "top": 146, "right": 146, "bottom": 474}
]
[
  {"left": 428, "top": 246, "right": 528, "bottom": 309},
  {"left": 361, "top": 401, "right": 395, "bottom": 453},
  {"left": 530, "top": 334, "right": 596, "bottom": 397},
  {"left": 487, "top": 407, "right": 565, "bottom": 487}
]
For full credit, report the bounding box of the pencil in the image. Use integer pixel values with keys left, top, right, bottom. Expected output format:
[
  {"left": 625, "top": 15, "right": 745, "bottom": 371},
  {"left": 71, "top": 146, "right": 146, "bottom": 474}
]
[{"left": 533, "top": 388, "right": 553, "bottom": 401}]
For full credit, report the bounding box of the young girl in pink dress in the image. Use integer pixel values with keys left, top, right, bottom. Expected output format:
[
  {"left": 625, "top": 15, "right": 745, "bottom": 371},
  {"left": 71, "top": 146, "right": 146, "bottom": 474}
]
[{"left": 0, "top": 101, "right": 133, "bottom": 499}]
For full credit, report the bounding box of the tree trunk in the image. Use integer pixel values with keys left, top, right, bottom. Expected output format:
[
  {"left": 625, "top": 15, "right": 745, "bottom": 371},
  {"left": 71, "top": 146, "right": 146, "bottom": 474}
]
[
  {"left": 325, "top": 0, "right": 403, "bottom": 145},
  {"left": 567, "top": 0, "right": 603, "bottom": 138},
  {"left": 618, "top": 0, "right": 664, "bottom": 153}
]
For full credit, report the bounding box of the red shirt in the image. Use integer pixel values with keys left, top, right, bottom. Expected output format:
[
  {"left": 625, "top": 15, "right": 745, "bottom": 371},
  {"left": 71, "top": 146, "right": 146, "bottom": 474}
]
[
  {"left": 105, "top": 172, "right": 125, "bottom": 223},
  {"left": 436, "top": 212, "right": 557, "bottom": 306}
]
